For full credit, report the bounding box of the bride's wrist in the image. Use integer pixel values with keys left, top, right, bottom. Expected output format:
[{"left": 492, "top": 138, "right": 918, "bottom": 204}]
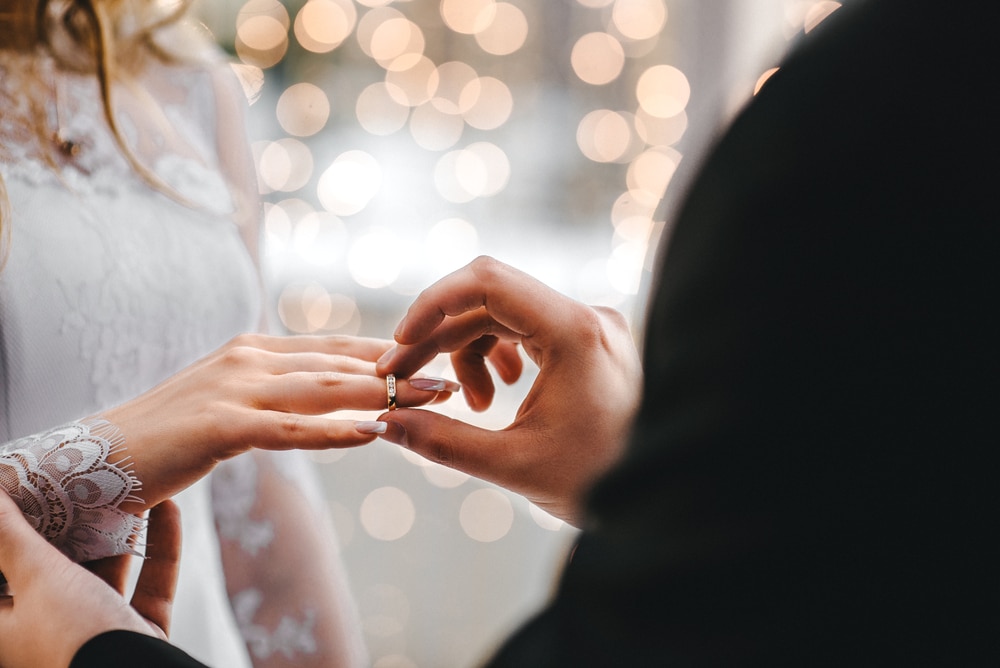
[{"left": 0, "top": 417, "right": 145, "bottom": 562}]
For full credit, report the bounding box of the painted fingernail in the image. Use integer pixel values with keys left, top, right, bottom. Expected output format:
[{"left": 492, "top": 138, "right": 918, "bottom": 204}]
[
  {"left": 355, "top": 421, "right": 387, "bottom": 435},
  {"left": 410, "top": 377, "right": 461, "bottom": 392}
]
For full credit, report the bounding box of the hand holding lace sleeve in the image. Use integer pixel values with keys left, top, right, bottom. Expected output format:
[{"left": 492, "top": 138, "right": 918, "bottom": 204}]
[
  {"left": 212, "top": 450, "right": 368, "bottom": 668},
  {"left": 0, "top": 418, "right": 144, "bottom": 563}
]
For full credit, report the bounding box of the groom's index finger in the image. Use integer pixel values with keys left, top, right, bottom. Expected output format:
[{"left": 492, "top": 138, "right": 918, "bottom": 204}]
[
  {"left": 395, "top": 257, "right": 577, "bottom": 345},
  {"left": 131, "top": 500, "right": 182, "bottom": 635}
]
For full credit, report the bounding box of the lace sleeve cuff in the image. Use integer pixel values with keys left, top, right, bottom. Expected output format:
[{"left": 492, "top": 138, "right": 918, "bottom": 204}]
[{"left": 0, "top": 418, "right": 144, "bottom": 562}]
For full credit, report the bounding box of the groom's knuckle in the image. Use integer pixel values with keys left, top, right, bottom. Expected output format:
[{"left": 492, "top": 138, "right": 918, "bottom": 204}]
[
  {"left": 469, "top": 255, "right": 502, "bottom": 282},
  {"left": 427, "top": 439, "right": 455, "bottom": 466}
]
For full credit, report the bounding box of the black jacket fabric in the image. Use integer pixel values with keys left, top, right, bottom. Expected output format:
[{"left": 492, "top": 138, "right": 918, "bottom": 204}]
[
  {"left": 488, "top": 1, "right": 1000, "bottom": 665},
  {"left": 71, "top": 631, "right": 207, "bottom": 668}
]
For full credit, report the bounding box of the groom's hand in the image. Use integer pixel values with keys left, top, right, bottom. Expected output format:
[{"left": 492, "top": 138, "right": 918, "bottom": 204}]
[
  {"left": 0, "top": 491, "right": 181, "bottom": 668},
  {"left": 375, "top": 256, "right": 642, "bottom": 526}
]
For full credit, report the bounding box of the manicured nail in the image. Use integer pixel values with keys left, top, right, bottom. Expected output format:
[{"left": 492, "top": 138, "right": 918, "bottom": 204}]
[
  {"left": 393, "top": 316, "right": 408, "bottom": 339},
  {"left": 355, "top": 421, "right": 387, "bottom": 435},
  {"left": 410, "top": 377, "right": 461, "bottom": 392}
]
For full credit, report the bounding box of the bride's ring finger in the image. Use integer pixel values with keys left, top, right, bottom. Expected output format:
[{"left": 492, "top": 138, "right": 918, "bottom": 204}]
[{"left": 261, "top": 372, "right": 460, "bottom": 414}]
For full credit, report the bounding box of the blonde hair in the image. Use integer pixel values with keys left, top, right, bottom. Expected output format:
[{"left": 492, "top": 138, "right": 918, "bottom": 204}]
[{"left": 0, "top": 0, "right": 206, "bottom": 262}]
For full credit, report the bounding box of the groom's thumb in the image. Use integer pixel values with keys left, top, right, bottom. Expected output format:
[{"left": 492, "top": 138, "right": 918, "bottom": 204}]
[
  {"left": 0, "top": 490, "right": 60, "bottom": 591},
  {"left": 379, "top": 408, "right": 511, "bottom": 486}
]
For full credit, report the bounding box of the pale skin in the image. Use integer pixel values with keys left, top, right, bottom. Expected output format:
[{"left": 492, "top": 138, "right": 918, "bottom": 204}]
[
  {"left": 99, "top": 332, "right": 458, "bottom": 514},
  {"left": 375, "top": 256, "right": 643, "bottom": 527}
]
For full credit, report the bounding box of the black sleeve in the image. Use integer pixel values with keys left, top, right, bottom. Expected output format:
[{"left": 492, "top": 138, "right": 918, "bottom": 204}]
[
  {"left": 71, "top": 631, "right": 210, "bottom": 668},
  {"left": 487, "top": 1, "right": 1000, "bottom": 665}
]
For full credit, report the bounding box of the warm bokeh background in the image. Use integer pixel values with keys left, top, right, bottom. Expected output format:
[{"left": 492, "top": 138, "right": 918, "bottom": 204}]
[{"left": 192, "top": 1, "right": 842, "bottom": 665}]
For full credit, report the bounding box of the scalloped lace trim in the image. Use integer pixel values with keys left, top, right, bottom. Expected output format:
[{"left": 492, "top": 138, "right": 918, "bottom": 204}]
[{"left": 0, "top": 418, "right": 144, "bottom": 562}]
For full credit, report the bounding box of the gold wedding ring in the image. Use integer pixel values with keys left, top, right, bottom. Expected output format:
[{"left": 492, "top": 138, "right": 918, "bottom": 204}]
[{"left": 386, "top": 373, "right": 397, "bottom": 410}]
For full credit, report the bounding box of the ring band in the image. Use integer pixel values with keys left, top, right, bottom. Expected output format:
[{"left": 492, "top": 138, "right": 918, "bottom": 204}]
[{"left": 386, "top": 374, "right": 397, "bottom": 410}]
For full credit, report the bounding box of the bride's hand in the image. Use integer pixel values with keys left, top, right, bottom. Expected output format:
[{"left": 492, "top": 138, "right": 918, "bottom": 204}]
[{"left": 100, "top": 333, "right": 457, "bottom": 512}]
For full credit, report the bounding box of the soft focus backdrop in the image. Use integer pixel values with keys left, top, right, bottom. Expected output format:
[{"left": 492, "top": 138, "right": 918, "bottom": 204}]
[{"left": 192, "top": 1, "right": 842, "bottom": 665}]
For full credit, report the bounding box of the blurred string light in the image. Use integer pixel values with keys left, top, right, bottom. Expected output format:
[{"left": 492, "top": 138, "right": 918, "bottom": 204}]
[
  {"left": 785, "top": 0, "right": 842, "bottom": 35},
  {"left": 216, "top": 0, "right": 841, "bottom": 336},
  {"left": 205, "top": 4, "right": 848, "bottom": 665}
]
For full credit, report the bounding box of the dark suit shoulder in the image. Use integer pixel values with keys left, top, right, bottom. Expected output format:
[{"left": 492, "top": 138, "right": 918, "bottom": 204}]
[{"left": 71, "top": 631, "right": 210, "bottom": 668}]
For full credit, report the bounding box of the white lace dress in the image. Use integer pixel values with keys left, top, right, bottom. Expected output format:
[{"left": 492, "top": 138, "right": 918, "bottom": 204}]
[{"left": 1, "top": 48, "right": 276, "bottom": 667}]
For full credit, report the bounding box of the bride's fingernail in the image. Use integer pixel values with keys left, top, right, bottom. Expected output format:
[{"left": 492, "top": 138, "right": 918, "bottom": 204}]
[
  {"left": 410, "top": 377, "right": 461, "bottom": 392},
  {"left": 355, "top": 421, "right": 387, "bottom": 435}
]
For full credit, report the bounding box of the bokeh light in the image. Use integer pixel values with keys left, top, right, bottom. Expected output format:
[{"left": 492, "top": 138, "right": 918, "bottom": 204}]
[
  {"left": 276, "top": 82, "right": 330, "bottom": 136},
  {"left": 360, "top": 487, "right": 416, "bottom": 541},
  {"left": 577, "top": 109, "right": 634, "bottom": 163},
  {"left": 754, "top": 67, "right": 780, "bottom": 95},
  {"left": 422, "top": 217, "right": 481, "bottom": 274},
  {"left": 429, "top": 61, "right": 478, "bottom": 114},
  {"left": 409, "top": 103, "right": 464, "bottom": 151},
  {"left": 235, "top": 0, "right": 289, "bottom": 68},
  {"left": 634, "top": 107, "right": 687, "bottom": 146},
  {"left": 277, "top": 282, "right": 360, "bottom": 334},
  {"left": 804, "top": 1, "right": 842, "bottom": 32},
  {"left": 627, "top": 146, "right": 681, "bottom": 199},
  {"left": 293, "top": 0, "right": 356, "bottom": 53},
  {"left": 292, "top": 211, "right": 348, "bottom": 265},
  {"left": 369, "top": 16, "right": 425, "bottom": 67},
  {"left": 347, "top": 229, "right": 406, "bottom": 288},
  {"left": 572, "top": 32, "right": 626, "bottom": 85},
  {"left": 460, "top": 76, "right": 513, "bottom": 130},
  {"left": 611, "top": 0, "right": 667, "bottom": 41},
  {"left": 459, "top": 488, "right": 514, "bottom": 542},
  {"left": 384, "top": 55, "right": 437, "bottom": 106},
  {"left": 356, "top": 82, "right": 410, "bottom": 135},
  {"left": 255, "top": 138, "right": 313, "bottom": 192},
  {"left": 611, "top": 190, "right": 659, "bottom": 242},
  {"left": 474, "top": 2, "right": 529, "bottom": 56},
  {"left": 637, "top": 64, "right": 690, "bottom": 118},
  {"left": 317, "top": 150, "right": 382, "bottom": 216},
  {"left": 440, "top": 0, "right": 496, "bottom": 35},
  {"left": 422, "top": 463, "right": 471, "bottom": 489}
]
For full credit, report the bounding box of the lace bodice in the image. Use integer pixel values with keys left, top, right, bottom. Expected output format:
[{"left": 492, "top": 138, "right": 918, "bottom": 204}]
[
  {"left": 1, "top": 46, "right": 363, "bottom": 668},
  {"left": 0, "top": 47, "right": 260, "bottom": 433},
  {"left": 0, "top": 47, "right": 263, "bottom": 665},
  {"left": 0, "top": 49, "right": 234, "bottom": 211}
]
